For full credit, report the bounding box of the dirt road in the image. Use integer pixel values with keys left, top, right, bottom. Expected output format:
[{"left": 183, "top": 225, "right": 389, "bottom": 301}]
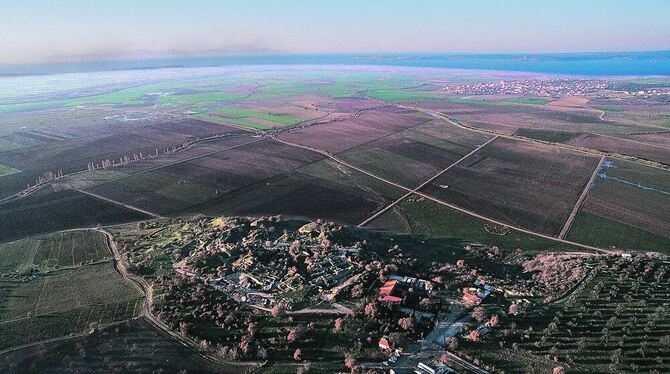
[
  {"left": 558, "top": 155, "right": 606, "bottom": 239},
  {"left": 271, "top": 137, "right": 619, "bottom": 255}
]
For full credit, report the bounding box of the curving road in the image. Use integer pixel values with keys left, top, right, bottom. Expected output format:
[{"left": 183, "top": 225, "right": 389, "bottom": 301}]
[{"left": 96, "top": 228, "right": 259, "bottom": 370}]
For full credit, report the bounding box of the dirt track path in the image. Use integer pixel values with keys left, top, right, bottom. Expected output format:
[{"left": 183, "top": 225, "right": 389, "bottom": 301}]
[
  {"left": 96, "top": 228, "right": 258, "bottom": 371},
  {"left": 357, "top": 135, "right": 499, "bottom": 227},
  {"left": 271, "top": 136, "right": 619, "bottom": 255},
  {"left": 77, "top": 189, "right": 162, "bottom": 218},
  {"left": 558, "top": 155, "right": 606, "bottom": 239}
]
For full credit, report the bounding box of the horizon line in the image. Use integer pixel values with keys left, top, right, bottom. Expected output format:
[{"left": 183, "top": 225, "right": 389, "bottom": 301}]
[{"left": 3, "top": 48, "right": 670, "bottom": 68}]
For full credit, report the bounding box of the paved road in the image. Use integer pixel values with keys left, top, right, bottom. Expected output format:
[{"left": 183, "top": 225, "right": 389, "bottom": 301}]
[{"left": 422, "top": 303, "right": 468, "bottom": 350}]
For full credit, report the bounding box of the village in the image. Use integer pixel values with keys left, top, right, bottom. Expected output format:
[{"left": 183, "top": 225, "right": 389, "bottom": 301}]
[{"left": 104, "top": 215, "right": 646, "bottom": 374}]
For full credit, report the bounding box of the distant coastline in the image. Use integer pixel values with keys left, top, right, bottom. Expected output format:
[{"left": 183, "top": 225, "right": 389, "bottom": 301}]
[{"left": 2, "top": 50, "right": 669, "bottom": 77}]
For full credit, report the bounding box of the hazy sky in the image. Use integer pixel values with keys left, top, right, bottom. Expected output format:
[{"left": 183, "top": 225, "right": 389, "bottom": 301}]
[{"left": 2, "top": 0, "right": 669, "bottom": 64}]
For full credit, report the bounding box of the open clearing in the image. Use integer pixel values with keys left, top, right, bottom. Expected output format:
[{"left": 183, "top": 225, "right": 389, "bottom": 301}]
[{"left": 421, "top": 137, "right": 602, "bottom": 235}]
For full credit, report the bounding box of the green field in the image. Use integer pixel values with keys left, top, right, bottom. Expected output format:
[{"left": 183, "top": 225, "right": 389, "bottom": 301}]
[
  {"left": 364, "top": 89, "right": 440, "bottom": 102},
  {"left": 500, "top": 97, "right": 550, "bottom": 105},
  {"left": 0, "top": 139, "right": 22, "bottom": 152},
  {"left": 368, "top": 198, "right": 576, "bottom": 252},
  {"left": 566, "top": 211, "right": 670, "bottom": 254},
  {"left": 0, "top": 164, "right": 21, "bottom": 178},
  {"left": 0, "top": 230, "right": 142, "bottom": 351},
  {"left": 157, "top": 91, "right": 247, "bottom": 107},
  {"left": 448, "top": 97, "right": 495, "bottom": 106},
  {"left": 218, "top": 108, "right": 300, "bottom": 126},
  {"left": 0, "top": 230, "right": 111, "bottom": 274},
  {"left": 197, "top": 113, "right": 274, "bottom": 130}
]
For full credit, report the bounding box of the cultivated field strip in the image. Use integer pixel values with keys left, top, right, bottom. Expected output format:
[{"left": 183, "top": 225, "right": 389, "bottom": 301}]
[
  {"left": 357, "top": 135, "right": 500, "bottom": 227},
  {"left": 0, "top": 230, "right": 142, "bottom": 352},
  {"left": 558, "top": 155, "right": 606, "bottom": 239},
  {"left": 0, "top": 231, "right": 111, "bottom": 273},
  {"left": 272, "top": 135, "right": 617, "bottom": 254}
]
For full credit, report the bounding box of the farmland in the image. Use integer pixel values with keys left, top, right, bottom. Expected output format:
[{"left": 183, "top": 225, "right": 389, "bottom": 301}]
[
  {"left": 0, "top": 65, "right": 669, "bottom": 372},
  {"left": 0, "top": 230, "right": 110, "bottom": 274},
  {"left": 0, "top": 119, "right": 247, "bottom": 199},
  {"left": 199, "top": 158, "right": 406, "bottom": 224},
  {"left": 461, "top": 258, "right": 670, "bottom": 373},
  {"left": 277, "top": 106, "right": 432, "bottom": 154},
  {"left": 0, "top": 164, "right": 20, "bottom": 178},
  {"left": 366, "top": 197, "right": 574, "bottom": 253},
  {"left": 0, "top": 318, "right": 223, "bottom": 374},
  {"left": 84, "top": 139, "right": 326, "bottom": 216},
  {"left": 566, "top": 211, "right": 670, "bottom": 253},
  {"left": 567, "top": 159, "right": 670, "bottom": 252},
  {"left": 516, "top": 130, "right": 670, "bottom": 165},
  {"left": 421, "top": 137, "right": 602, "bottom": 235},
  {"left": 337, "top": 119, "right": 494, "bottom": 188},
  {"left": 0, "top": 190, "right": 150, "bottom": 243},
  {"left": 0, "top": 231, "right": 142, "bottom": 351}
]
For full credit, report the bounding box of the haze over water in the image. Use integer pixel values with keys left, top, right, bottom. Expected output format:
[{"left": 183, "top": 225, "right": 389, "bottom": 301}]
[{"left": 3, "top": 51, "right": 670, "bottom": 77}]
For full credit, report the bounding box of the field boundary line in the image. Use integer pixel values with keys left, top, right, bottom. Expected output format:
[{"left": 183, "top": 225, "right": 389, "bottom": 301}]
[
  {"left": 76, "top": 189, "right": 161, "bottom": 218},
  {"left": 82, "top": 138, "right": 264, "bottom": 190},
  {"left": 558, "top": 154, "right": 606, "bottom": 239},
  {"left": 357, "top": 135, "right": 499, "bottom": 227},
  {"left": 0, "top": 131, "right": 255, "bottom": 206},
  {"left": 593, "top": 132, "right": 670, "bottom": 150},
  {"left": 401, "top": 104, "right": 670, "bottom": 173},
  {"left": 272, "top": 136, "right": 619, "bottom": 255}
]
